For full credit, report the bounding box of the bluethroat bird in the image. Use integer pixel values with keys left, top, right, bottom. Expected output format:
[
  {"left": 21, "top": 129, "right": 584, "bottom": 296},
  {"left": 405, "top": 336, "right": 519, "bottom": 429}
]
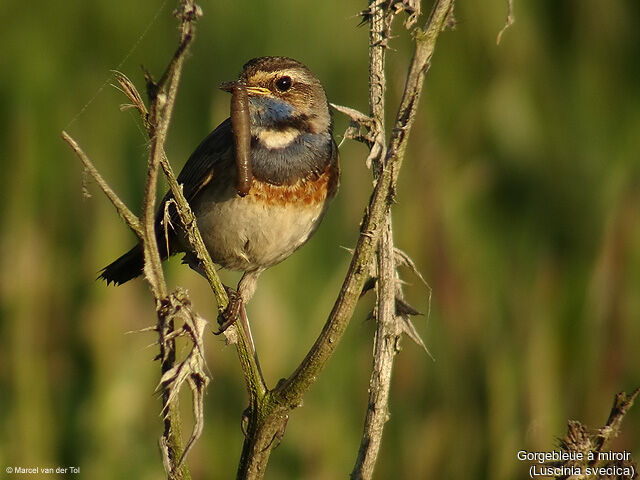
[{"left": 99, "top": 57, "right": 339, "bottom": 329}]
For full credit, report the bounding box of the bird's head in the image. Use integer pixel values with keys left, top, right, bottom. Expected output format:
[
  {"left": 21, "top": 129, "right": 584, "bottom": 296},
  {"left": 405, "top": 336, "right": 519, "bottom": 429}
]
[{"left": 220, "top": 56, "right": 331, "bottom": 136}]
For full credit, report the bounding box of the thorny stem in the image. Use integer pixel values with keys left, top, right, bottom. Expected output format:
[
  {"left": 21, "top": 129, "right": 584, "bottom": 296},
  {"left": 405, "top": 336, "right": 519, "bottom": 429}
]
[
  {"left": 122, "top": 7, "right": 260, "bottom": 470},
  {"left": 351, "top": 1, "right": 396, "bottom": 477},
  {"left": 61, "top": 132, "right": 142, "bottom": 238},
  {"left": 142, "top": 3, "right": 204, "bottom": 479},
  {"left": 63, "top": 1, "right": 206, "bottom": 479},
  {"left": 351, "top": 218, "right": 400, "bottom": 480},
  {"left": 367, "top": 0, "right": 388, "bottom": 172},
  {"left": 140, "top": 12, "right": 195, "bottom": 301},
  {"left": 160, "top": 152, "right": 229, "bottom": 309},
  {"left": 114, "top": 1, "right": 259, "bottom": 474}
]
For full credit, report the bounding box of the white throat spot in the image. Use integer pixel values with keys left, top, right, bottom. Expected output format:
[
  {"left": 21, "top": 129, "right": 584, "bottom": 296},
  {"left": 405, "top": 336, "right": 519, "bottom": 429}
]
[{"left": 256, "top": 128, "right": 300, "bottom": 149}]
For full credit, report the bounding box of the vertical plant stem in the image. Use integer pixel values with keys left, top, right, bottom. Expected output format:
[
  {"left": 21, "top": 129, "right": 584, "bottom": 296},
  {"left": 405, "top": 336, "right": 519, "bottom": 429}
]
[
  {"left": 351, "top": 2, "right": 397, "bottom": 474},
  {"left": 142, "top": 3, "right": 200, "bottom": 478},
  {"left": 352, "top": 218, "right": 399, "bottom": 480},
  {"left": 369, "top": 0, "right": 387, "bottom": 154},
  {"left": 159, "top": 316, "right": 190, "bottom": 480},
  {"left": 353, "top": 0, "right": 455, "bottom": 477}
]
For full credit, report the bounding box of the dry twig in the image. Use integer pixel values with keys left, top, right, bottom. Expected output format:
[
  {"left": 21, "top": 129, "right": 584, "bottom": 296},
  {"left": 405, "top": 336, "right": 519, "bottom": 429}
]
[
  {"left": 496, "top": 0, "right": 515, "bottom": 45},
  {"left": 542, "top": 388, "right": 640, "bottom": 479},
  {"left": 350, "top": 1, "right": 453, "bottom": 478},
  {"left": 63, "top": 2, "right": 208, "bottom": 479}
]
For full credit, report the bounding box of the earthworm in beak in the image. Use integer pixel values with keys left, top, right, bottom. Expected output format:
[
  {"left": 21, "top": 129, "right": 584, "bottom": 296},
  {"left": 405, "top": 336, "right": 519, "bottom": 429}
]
[{"left": 228, "top": 81, "right": 252, "bottom": 196}]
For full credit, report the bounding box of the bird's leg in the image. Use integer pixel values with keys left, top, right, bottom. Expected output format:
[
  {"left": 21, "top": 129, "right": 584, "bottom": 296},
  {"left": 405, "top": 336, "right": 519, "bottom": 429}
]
[
  {"left": 239, "top": 302, "right": 267, "bottom": 383},
  {"left": 215, "top": 270, "right": 262, "bottom": 334},
  {"left": 238, "top": 302, "right": 256, "bottom": 356}
]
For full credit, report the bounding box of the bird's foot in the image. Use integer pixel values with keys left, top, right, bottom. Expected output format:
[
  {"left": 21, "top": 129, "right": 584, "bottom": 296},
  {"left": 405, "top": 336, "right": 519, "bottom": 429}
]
[{"left": 214, "top": 286, "right": 243, "bottom": 335}]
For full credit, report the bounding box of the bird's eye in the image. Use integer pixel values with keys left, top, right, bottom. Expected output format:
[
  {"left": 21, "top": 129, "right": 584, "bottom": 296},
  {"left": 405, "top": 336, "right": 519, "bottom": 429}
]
[{"left": 275, "top": 76, "right": 292, "bottom": 92}]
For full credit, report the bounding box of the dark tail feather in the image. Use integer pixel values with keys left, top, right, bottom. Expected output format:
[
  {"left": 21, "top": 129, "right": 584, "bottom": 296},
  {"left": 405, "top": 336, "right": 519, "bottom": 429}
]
[{"left": 99, "top": 244, "right": 145, "bottom": 285}]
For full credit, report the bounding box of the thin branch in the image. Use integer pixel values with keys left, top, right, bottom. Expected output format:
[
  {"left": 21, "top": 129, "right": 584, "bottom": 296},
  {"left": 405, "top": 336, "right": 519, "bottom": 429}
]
[
  {"left": 351, "top": 0, "right": 444, "bottom": 474},
  {"left": 544, "top": 387, "right": 640, "bottom": 478},
  {"left": 61, "top": 131, "right": 142, "bottom": 238},
  {"left": 155, "top": 289, "right": 210, "bottom": 468},
  {"left": 593, "top": 387, "right": 640, "bottom": 453},
  {"left": 351, "top": 3, "right": 396, "bottom": 476},
  {"left": 386, "top": 0, "right": 455, "bottom": 176},
  {"left": 366, "top": 0, "right": 389, "bottom": 172},
  {"left": 139, "top": 3, "right": 202, "bottom": 479},
  {"left": 224, "top": 320, "right": 268, "bottom": 405},
  {"left": 65, "top": 2, "right": 255, "bottom": 479},
  {"left": 112, "top": 7, "right": 260, "bottom": 474},
  {"left": 66, "top": 2, "right": 203, "bottom": 478},
  {"left": 277, "top": 157, "right": 392, "bottom": 402},
  {"left": 144, "top": 5, "right": 264, "bottom": 475},
  {"left": 159, "top": 152, "right": 229, "bottom": 310},
  {"left": 352, "top": 219, "right": 400, "bottom": 480},
  {"left": 113, "top": 55, "right": 229, "bottom": 311},
  {"left": 496, "top": 0, "right": 515, "bottom": 45},
  {"left": 139, "top": 30, "right": 195, "bottom": 300},
  {"left": 281, "top": 0, "right": 454, "bottom": 415}
]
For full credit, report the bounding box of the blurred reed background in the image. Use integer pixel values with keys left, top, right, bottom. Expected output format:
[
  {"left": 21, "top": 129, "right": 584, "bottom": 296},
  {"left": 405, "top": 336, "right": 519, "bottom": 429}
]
[{"left": 1, "top": 1, "right": 639, "bottom": 478}]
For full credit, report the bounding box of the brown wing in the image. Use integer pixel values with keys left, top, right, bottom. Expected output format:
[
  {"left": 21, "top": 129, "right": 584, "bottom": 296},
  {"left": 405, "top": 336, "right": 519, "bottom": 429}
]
[{"left": 175, "top": 118, "right": 234, "bottom": 202}]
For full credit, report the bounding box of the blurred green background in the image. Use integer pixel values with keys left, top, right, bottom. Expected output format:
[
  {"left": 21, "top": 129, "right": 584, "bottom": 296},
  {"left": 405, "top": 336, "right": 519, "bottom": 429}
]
[{"left": 1, "top": 0, "right": 640, "bottom": 478}]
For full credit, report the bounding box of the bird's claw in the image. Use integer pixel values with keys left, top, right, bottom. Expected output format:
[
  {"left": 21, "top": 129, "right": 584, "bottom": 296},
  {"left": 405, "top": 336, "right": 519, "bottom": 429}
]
[{"left": 214, "top": 287, "right": 242, "bottom": 335}]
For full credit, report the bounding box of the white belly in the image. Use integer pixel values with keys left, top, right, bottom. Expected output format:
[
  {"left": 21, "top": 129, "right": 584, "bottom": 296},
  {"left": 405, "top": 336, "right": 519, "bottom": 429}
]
[{"left": 193, "top": 185, "right": 328, "bottom": 271}]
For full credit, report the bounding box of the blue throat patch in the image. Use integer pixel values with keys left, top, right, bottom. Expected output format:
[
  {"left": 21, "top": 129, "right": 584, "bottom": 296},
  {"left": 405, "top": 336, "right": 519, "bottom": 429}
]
[
  {"left": 250, "top": 131, "right": 332, "bottom": 185},
  {"left": 250, "top": 97, "right": 296, "bottom": 127},
  {"left": 248, "top": 96, "right": 332, "bottom": 185}
]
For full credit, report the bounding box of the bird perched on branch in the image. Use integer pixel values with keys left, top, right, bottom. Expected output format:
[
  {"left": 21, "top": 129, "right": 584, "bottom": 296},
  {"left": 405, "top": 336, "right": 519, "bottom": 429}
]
[{"left": 99, "top": 56, "right": 339, "bottom": 329}]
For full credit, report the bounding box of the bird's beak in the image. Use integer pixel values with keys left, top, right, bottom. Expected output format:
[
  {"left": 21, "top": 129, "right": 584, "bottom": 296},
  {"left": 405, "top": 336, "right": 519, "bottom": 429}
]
[{"left": 219, "top": 80, "right": 270, "bottom": 96}]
